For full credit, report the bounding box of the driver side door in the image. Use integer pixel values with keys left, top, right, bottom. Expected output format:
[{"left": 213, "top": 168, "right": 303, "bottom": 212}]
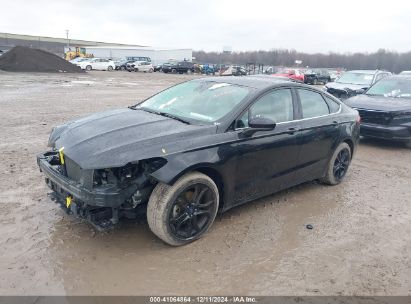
[{"left": 230, "top": 88, "right": 302, "bottom": 205}]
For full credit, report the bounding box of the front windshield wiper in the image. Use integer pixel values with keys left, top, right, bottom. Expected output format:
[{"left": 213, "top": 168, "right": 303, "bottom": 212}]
[{"left": 138, "top": 107, "right": 191, "bottom": 124}]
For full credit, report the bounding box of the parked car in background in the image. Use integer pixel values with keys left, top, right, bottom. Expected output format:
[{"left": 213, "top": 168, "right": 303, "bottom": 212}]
[
  {"left": 77, "top": 58, "right": 115, "bottom": 71},
  {"left": 200, "top": 64, "right": 216, "bottom": 75},
  {"left": 116, "top": 60, "right": 134, "bottom": 71},
  {"left": 232, "top": 66, "right": 246, "bottom": 76},
  {"left": 153, "top": 64, "right": 163, "bottom": 72},
  {"left": 220, "top": 65, "right": 247, "bottom": 76},
  {"left": 69, "top": 57, "right": 91, "bottom": 64},
  {"left": 126, "top": 56, "right": 151, "bottom": 63},
  {"left": 325, "top": 70, "right": 392, "bottom": 100},
  {"left": 162, "top": 61, "right": 195, "bottom": 74},
  {"left": 304, "top": 69, "right": 331, "bottom": 85},
  {"left": 128, "top": 61, "right": 154, "bottom": 73},
  {"left": 399, "top": 71, "right": 411, "bottom": 75},
  {"left": 328, "top": 69, "right": 342, "bottom": 82},
  {"left": 37, "top": 76, "right": 360, "bottom": 246},
  {"left": 345, "top": 75, "right": 411, "bottom": 147},
  {"left": 271, "top": 68, "right": 305, "bottom": 82},
  {"left": 113, "top": 59, "right": 130, "bottom": 70}
]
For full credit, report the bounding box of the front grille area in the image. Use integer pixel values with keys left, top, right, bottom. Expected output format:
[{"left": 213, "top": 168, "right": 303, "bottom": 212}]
[
  {"left": 357, "top": 109, "right": 393, "bottom": 125},
  {"left": 65, "top": 156, "right": 82, "bottom": 183}
]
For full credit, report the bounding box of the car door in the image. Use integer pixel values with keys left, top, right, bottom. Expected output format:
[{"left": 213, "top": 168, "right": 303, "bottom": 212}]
[
  {"left": 230, "top": 88, "right": 302, "bottom": 204},
  {"left": 92, "top": 59, "right": 102, "bottom": 70},
  {"left": 100, "top": 59, "right": 110, "bottom": 70},
  {"left": 141, "top": 62, "right": 149, "bottom": 72},
  {"left": 293, "top": 88, "right": 341, "bottom": 184}
]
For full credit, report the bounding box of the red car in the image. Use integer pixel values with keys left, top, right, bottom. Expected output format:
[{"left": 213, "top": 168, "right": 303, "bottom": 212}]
[{"left": 272, "top": 68, "right": 305, "bottom": 82}]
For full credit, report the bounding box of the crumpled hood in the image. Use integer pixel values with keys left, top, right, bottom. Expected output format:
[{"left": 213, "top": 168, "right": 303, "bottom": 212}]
[
  {"left": 325, "top": 81, "right": 369, "bottom": 92},
  {"left": 345, "top": 94, "right": 411, "bottom": 112},
  {"left": 50, "top": 108, "right": 216, "bottom": 169}
]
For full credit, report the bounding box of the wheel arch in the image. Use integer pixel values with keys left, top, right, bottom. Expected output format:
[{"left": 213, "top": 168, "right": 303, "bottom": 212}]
[
  {"left": 151, "top": 162, "right": 226, "bottom": 210},
  {"left": 342, "top": 138, "right": 355, "bottom": 159}
]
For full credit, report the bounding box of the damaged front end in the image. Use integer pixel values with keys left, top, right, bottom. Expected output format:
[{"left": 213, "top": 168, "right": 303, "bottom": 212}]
[
  {"left": 326, "top": 87, "right": 366, "bottom": 100},
  {"left": 37, "top": 150, "right": 166, "bottom": 230}
]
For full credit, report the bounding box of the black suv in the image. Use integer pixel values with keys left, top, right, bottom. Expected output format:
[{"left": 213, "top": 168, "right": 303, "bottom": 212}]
[
  {"left": 304, "top": 69, "right": 331, "bottom": 85},
  {"left": 162, "top": 61, "right": 195, "bottom": 74}
]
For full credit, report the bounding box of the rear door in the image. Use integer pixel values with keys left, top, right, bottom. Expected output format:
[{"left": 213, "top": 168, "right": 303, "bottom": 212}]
[
  {"left": 92, "top": 59, "right": 103, "bottom": 70},
  {"left": 230, "top": 88, "right": 302, "bottom": 204},
  {"left": 293, "top": 88, "right": 341, "bottom": 183}
]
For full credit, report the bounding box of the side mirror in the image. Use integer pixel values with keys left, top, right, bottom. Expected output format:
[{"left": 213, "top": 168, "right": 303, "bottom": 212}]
[
  {"left": 356, "top": 88, "right": 366, "bottom": 94},
  {"left": 242, "top": 117, "right": 276, "bottom": 137}
]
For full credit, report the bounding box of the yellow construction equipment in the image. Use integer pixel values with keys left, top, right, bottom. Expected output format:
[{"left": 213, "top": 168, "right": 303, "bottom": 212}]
[{"left": 64, "top": 47, "right": 94, "bottom": 61}]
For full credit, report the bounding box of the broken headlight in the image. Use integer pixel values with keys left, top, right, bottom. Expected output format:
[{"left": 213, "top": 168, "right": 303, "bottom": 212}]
[{"left": 93, "top": 163, "right": 140, "bottom": 187}]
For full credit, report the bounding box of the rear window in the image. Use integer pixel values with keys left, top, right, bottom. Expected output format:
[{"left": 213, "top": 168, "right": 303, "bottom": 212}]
[
  {"left": 324, "top": 96, "right": 340, "bottom": 113},
  {"left": 298, "top": 89, "right": 330, "bottom": 118}
]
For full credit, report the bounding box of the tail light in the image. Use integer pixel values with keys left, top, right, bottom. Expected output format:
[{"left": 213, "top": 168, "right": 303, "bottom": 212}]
[{"left": 356, "top": 114, "right": 361, "bottom": 124}]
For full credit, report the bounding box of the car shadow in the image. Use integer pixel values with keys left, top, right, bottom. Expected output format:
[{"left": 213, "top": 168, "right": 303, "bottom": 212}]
[{"left": 359, "top": 136, "right": 409, "bottom": 149}]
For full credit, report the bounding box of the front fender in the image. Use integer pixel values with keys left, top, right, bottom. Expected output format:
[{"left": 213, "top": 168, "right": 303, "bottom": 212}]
[{"left": 150, "top": 147, "right": 222, "bottom": 185}]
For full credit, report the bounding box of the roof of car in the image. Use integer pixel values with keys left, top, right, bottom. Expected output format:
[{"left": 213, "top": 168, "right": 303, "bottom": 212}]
[
  {"left": 388, "top": 74, "right": 411, "bottom": 80},
  {"left": 347, "top": 70, "right": 387, "bottom": 74},
  {"left": 199, "top": 75, "right": 297, "bottom": 89}
]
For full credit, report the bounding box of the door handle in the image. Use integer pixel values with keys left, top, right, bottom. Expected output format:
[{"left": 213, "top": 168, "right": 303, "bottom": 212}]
[
  {"left": 287, "top": 127, "right": 299, "bottom": 134},
  {"left": 332, "top": 120, "right": 339, "bottom": 126}
]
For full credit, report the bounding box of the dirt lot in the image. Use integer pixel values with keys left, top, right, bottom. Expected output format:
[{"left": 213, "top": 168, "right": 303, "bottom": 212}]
[{"left": 0, "top": 71, "right": 410, "bottom": 296}]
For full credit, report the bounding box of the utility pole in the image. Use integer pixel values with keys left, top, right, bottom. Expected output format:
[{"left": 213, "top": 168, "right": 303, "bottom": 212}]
[{"left": 65, "top": 30, "right": 69, "bottom": 48}]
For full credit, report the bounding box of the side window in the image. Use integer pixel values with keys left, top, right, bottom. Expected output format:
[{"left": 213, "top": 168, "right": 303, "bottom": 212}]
[
  {"left": 235, "top": 89, "right": 293, "bottom": 129},
  {"left": 298, "top": 89, "right": 330, "bottom": 118},
  {"left": 324, "top": 96, "right": 340, "bottom": 113}
]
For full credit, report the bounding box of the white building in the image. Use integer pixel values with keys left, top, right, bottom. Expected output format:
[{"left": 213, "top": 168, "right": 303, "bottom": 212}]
[{"left": 64, "top": 45, "right": 193, "bottom": 65}]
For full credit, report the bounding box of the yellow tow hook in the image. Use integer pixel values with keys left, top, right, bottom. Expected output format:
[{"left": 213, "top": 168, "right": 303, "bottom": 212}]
[{"left": 66, "top": 196, "right": 72, "bottom": 208}]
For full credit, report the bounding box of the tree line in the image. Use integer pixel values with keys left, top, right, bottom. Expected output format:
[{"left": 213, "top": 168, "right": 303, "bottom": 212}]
[{"left": 193, "top": 49, "right": 411, "bottom": 73}]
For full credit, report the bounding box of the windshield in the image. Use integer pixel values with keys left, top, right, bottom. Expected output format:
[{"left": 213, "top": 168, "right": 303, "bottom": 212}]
[
  {"left": 337, "top": 72, "right": 374, "bottom": 85},
  {"left": 366, "top": 78, "right": 411, "bottom": 98},
  {"left": 137, "top": 80, "right": 252, "bottom": 123}
]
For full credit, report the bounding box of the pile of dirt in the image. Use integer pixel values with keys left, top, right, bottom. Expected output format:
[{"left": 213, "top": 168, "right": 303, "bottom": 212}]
[{"left": 0, "top": 46, "right": 83, "bottom": 73}]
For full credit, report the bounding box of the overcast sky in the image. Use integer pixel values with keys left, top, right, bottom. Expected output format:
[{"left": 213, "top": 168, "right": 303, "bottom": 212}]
[{"left": 1, "top": 0, "right": 411, "bottom": 53}]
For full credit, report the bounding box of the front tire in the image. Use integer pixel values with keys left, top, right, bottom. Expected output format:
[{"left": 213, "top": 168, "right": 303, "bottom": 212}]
[
  {"left": 320, "top": 142, "right": 352, "bottom": 185},
  {"left": 107, "top": 66, "right": 113, "bottom": 71},
  {"left": 147, "top": 172, "right": 219, "bottom": 246},
  {"left": 86, "top": 65, "right": 92, "bottom": 71}
]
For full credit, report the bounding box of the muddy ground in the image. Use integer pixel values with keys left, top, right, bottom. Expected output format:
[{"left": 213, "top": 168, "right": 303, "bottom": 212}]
[{"left": 0, "top": 71, "right": 410, "bottom": 296}]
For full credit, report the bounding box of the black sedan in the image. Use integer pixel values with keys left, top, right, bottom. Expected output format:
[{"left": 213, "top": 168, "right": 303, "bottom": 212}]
[
  {"left": 304, "top": 69, "right": 331, "bottom": 85},
  {"left": 345, "top": 75, "right": 411, "bottom": 147},
  {"left": 37, "top": 77, "right": 360, "bottom": 246}
]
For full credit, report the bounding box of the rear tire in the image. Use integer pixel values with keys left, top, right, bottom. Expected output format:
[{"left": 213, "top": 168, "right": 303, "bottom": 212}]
[
  {"left": 134, "top": 68, "right": 139, "bottom": 72},
  {"left": 320, "top": 142, "right": 351, "bottom": 185},
  {"left": 149, "top": 68, "right": 154, "bottom": 73},
  {"left": 405, "top": 141, "right": 411, "bottom": 149},
  {"left": 147, "top": 172, "right": 219, "bottom": 246},
  {"left": 171, "top": 68, "right": 177, "bottom": 74},
  {"left": 107, "top": 66, "right": 113, "bottom": 71}
]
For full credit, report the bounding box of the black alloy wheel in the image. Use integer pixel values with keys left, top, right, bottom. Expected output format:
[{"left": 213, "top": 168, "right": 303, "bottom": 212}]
[
  {"left": 168, "top": 183, "right": 217, "bottom": 241},
  {"left": 333, "top": 148, "right": 350, "bottom": 181}
]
